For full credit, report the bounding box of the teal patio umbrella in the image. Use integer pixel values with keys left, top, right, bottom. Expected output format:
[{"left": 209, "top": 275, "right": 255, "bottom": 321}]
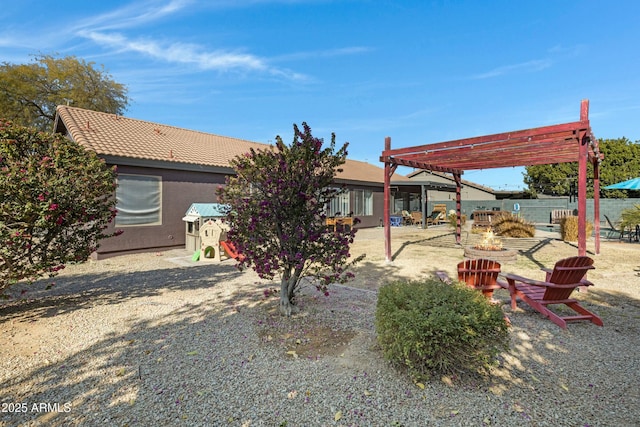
[{"left": 604, "top": 177, "right": 640, "bottom": 190}]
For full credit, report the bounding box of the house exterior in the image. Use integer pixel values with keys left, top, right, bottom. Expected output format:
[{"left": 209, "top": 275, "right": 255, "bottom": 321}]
[
  {"left": 53, "top": 106, "right": 409, "bottom": 258},
  {"left": 407, "top": 170, "right": 496, "bottom": 201}
]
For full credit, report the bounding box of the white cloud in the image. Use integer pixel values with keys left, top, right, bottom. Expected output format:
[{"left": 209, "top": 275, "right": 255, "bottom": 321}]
[
  {"left": 80, "top": 30, "right": 307, "bottom": 80},
  {"left": 273, "top": 46, "right": 373, "bottom": 62},
  {"left": 2, "top": 0, "right": 315, "bottom": 81},
  {"left": 548, "top": 44, "right": 586, "bottom": 57},
  {"left": 72, "top": 0, "right": 193, "bottom": 32},
  {"left": 471, "top": 59, "right": 552, "bottom": 79}
]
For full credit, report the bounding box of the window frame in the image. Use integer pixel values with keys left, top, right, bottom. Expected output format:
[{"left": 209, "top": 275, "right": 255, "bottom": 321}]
[
  {"left": 353, "top": 188, "right": 373, "bottom": 216},
  {"left": 326, "top": 189, "right": 350, "bottom": 217},
  {"left": 115, "top": 173, "right": 163, "bottom": 227}
]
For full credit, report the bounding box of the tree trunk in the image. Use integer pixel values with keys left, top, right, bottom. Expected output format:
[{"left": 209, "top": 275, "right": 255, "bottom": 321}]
[
  {"left": 279, "top": 279, "right": 298, "bottom": 316},
  {"left": 278, "top": 270, "right": 301, "bottom": 316}
]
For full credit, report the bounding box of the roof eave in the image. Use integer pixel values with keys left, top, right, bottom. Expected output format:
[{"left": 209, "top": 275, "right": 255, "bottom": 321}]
[{"left": 101, "top": 155, "right": 236, "bottom": 174}]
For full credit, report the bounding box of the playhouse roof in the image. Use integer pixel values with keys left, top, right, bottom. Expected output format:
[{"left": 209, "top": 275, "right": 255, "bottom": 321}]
[{"left": 182, "top": 203, "right": 229, "bottom": 222}]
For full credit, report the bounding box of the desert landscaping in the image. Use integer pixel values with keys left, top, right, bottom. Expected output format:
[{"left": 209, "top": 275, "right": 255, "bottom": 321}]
[{"left": 1, "top": 225, "right": 639, "bottom": 426}]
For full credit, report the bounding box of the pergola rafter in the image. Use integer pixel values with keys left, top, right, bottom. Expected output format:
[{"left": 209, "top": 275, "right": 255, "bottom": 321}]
[{"left": 380, "top": 100, "right": 602, "bottom": 262}]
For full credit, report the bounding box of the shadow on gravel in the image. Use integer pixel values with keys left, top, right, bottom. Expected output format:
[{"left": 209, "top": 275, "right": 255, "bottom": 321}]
[
  {"left": 390, "top": 230, "right": 462, "bottom": 261},
  {"left": 349, "top": 260, "right": 416, "bottom": 289},
  {"left": 0, "top": 290, "right": 275, "bottom": 426},
  {"left": 2, "top": 232, "right": 640, "bottom": 426},
  {"left": 0, "top": 263, "right": 243, "bottom": 323}
]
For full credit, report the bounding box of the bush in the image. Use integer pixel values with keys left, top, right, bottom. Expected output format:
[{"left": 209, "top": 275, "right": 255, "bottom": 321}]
[
  {"left": 446, "top": 212, "right": 467, "bottom": 228},
  {"left": 470, "top": 226, "right": 489, "bottom": 234},
  {"left": 491, "top": 212, "right": 535, "bottom": 238},
  {"left": 620, "top": 204, "right": 640, "bottom": 231},
  {"left": 375, "top": 279, "right": 509, "bottom": 382},
  {"left": 560, "top": 216, "right": 594, "bottom": 242},
  {"left": 1, "top": 121, "right": 119, "bottom": 294}
]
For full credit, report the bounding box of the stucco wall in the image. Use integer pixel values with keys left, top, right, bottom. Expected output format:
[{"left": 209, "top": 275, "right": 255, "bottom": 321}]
[
  {"left": 97, "top": 165, "right": 226, "bottom": 258},
  {"left": 97, "top": 166, "right": 385, "bottom": 258}
]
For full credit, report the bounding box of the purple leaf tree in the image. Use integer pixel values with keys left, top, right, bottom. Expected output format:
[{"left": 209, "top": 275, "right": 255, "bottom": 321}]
[{"left": 217, "top": 122, "right": 364, "bottom": 316}]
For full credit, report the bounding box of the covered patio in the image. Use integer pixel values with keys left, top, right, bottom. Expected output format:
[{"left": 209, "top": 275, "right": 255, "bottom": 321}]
[
  {"left": 389, "top": 179, "right": 457, "bottom": 228},
  {"left": 380, "top": 99, "right": 603, "bottom": 261}
]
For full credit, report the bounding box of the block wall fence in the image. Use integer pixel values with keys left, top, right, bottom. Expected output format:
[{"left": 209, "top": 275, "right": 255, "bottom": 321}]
[{"left": 426, "top": 198, "right": 640, "bottom": 225}]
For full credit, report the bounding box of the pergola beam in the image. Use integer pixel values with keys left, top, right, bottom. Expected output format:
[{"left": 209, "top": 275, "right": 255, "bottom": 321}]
[
  {"left": 381, "top": 120, "right": 589, "bottom": 158},
  {"left": 379, "top": 156, "right": 463, "bottom": 175},
  {"left": 392, "top": 132, "right": 581, "bottom": 162}
]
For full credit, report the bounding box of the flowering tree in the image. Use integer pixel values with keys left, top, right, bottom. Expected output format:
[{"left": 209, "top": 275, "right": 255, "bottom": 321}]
[
  {"left": 217, "top": 123, "right": 364, "bottom": 316},
  {"left": 0, "top": 121, "right": 120, "bottom": 295}
]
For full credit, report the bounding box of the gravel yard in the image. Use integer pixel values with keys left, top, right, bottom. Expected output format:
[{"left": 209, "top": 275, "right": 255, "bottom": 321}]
[{"left": 1, "top": 226, "right": 639, "bottom": 426}]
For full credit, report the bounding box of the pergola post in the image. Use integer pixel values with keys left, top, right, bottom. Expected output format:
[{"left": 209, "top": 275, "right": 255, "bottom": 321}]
[
  {"left": 384, "top": 137, "right": 392, "bottom": 262},
  {"left": 578, "top": 101, "right": 589, "bottom": 256},
  {"left": 593, "top": 155, "right": 601, "bottom": 254},
  {"left": 420, "top": 184, "right": 427, "bottom": 229},
  {"left": 454, "top": 172, "right": 462, "bottom": 244}
]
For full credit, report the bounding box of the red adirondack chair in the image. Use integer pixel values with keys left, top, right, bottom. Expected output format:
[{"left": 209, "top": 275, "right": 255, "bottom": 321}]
[
  {"left": 500, "top": 256, "right": 603, "bottom": 329},
  {"left": 457, "top": 259, "right": 506, "bottom": 301}
]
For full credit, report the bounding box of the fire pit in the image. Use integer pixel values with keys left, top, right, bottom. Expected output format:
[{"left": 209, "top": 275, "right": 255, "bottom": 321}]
[{"left": 464, "top": 228, "right": 517, "bottom": 263}]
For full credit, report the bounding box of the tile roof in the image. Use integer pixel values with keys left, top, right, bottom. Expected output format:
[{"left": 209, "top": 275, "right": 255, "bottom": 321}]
[
  {"left": 54, "top": 105, "right": 406, "bottom": 184},
  {"left": 335, "top": 158, "right": 411, "bottom": 184},
  {"left": 55, "top": 105, "right": 267, "bottom": 169},
  {"left": 407, "top": 169, "right": 494, "bottom": 193}
]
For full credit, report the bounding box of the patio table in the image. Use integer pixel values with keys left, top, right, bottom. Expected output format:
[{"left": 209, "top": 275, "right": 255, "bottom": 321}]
[{"left": 390, "top": 215, "right": 402, "bottom": 227}]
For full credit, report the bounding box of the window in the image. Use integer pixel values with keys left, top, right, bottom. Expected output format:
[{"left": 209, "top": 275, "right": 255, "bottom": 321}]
[
  {"left": 327, "top": 191, "right": 350, "bottom": 217},
  {"left": 115, "top": 174, "right": 162, "bottom": 226},
  {"left": 353, "top": 189, "right": 373, "bottom": 216}
]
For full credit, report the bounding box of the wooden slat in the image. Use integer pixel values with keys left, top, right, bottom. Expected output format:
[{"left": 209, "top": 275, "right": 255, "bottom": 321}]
[{"left": 381, "top": 120, "right": 589, "bottom": 157}]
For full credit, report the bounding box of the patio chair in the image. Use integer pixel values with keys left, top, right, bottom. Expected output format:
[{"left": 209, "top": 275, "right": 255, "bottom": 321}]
[
  {"left": 426, "top": 205, "right": 447, "bottom": 226},
  {"left": 500, "top": 256, "right": 603, "bottom": 329},
  {"left": 472, "top": 211, "right": 493, "bottom": 229},
  {"left": 401, "top": 210, "right": 415, "bottom": 225},
  {"left": 457, "top": 259, "right": 506, "bottom": 301},
  {"left": 410, "top": 211, "right": 422, "bottom": 226},
  {"left": 426, "top": 210, "right": 441, "bottom": 226},
  {"left": 604, "top": 214, "right": 624, "bottom": 240}
]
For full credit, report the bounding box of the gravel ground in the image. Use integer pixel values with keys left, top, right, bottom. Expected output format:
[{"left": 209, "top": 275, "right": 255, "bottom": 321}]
[{"left": 1, "top": 226, "right": 639, "bottom": 426}]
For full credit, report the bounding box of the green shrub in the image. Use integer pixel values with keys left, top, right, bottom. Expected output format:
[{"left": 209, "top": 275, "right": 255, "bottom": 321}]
[
  {"left": 620, "top": 204, "right": 640, "bottom": 231},
  {"left": 560, "top": 216, "right": 593, "bottom": 242},
  {"left": 375, "top": 279, "right": 509, "bottom": 382},
  {"left": 446, "top": 212, "right": 467, "bottom": 228},
  {"left": 1, "top": 121, "right": 119, "bottom": 293},
  {"left": 490, "top": 212, "right": 535, "bottom": 238}
]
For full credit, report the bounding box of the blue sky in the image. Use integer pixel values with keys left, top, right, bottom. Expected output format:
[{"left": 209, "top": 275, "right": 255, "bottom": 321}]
[{"left": 2, "top": 0, "right": 639, "bottom": 190}]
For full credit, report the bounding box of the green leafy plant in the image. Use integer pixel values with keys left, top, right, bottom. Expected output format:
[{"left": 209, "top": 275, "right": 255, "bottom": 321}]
[
  {"left": 524, "top": 137, "right": 640, "bottom": 199},
  {"left": 620, "top": 204, "right": 640, "bottom": 231},
  {"left": 0, "top": 54, "right": 129, "bottom": 131},
  {"left": 491, "top": 212, "right": 535, "bottom": 238},
  {"left": 1, "top": 121, "right": 120, "bottom": 294},
  {"left": 560, "top": 216, "right": 594, "bottom": 242},
  {"left": 217, "top": 122, "right": 364, "bottom": 316},
  {"left": 375, "top": 279, "right": 509, "bottom": 382}
]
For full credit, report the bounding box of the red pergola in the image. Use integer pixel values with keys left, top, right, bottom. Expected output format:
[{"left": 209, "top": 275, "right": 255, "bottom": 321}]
[{"left": 380, "top": 99, "right": 603, "bottom": 261}]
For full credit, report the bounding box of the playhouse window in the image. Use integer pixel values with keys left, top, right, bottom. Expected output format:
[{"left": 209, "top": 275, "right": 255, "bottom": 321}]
[{"left": 115, "top": 174, "right": 162, "bottom": 226}]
